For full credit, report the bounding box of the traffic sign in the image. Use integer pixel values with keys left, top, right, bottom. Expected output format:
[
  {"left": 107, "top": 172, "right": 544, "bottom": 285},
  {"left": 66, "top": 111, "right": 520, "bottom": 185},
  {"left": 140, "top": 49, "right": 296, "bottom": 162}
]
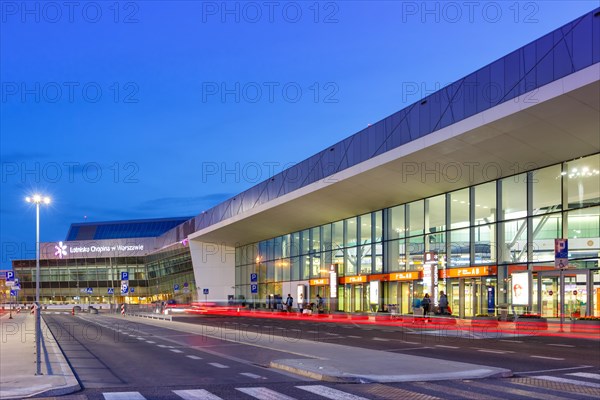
[
  {"left": 13, "top": 284, "right": 21, "bottom": 290},
  {"left": 203, "top": 288, "right": 209, "bottom": 295},
  {"left": 107, "top": 287, "right": 114, "bottom": 294},
  {"left": 130, "top": 287, "right": 135, "bottom": 293},
  {"left": 554, "top": 239, "right": 568, "bottom": 269},
  {"left": 174, "top": 284, "right": 180, "bottom": 291},
  {"left": 10, "top": 290, "right": 17, "bottom": 297},
  {"left": 5, "top": 271, "right": 14, "bottom": 281},
  {"left": 86, "top": 287, "right": 93, "bottom": 294},
  {"left": 121, "top": 281, "right": 129, "bottom": 294},
  {"left": 250, "top": 284, "right": 258, "bottom": 294},
  {"left": 250, "top": 273, "right": 258, "bottom": 282},
  {"left": 121, "top": 272, "right": 129, "bottom": 281}
]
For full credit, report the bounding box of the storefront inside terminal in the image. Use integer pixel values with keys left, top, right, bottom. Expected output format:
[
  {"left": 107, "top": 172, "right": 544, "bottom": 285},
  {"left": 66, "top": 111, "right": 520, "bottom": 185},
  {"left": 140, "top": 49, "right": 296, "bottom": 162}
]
[{"left": 235, "top": 154, "right": 600, "bottom": 317}]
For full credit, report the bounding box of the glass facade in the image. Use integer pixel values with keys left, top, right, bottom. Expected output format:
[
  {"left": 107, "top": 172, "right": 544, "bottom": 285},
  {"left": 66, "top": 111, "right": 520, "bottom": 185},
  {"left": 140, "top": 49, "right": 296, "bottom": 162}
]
[
  {"left": 12, "top": 246, "right": 194, "bottom": 306},
  {"left": 235, "top": 154, "right": 600, "bottom": 317}
]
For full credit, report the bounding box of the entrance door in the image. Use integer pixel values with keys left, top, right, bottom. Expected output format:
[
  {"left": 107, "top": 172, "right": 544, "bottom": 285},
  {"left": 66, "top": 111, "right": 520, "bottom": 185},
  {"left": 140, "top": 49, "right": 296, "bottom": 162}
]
[
  {"left": 535, "top": 270, "right": 591, "bottom": 318},
  {"left": 343, "top": 284, "right": 365, "bottom": 312},
  {"left": 353, "top": 284, "right": 363, "bottom": 312}
]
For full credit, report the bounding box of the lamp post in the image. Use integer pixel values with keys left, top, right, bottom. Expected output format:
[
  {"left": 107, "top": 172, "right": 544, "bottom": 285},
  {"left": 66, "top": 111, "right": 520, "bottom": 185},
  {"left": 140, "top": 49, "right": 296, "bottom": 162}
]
[{"left": 26, "top": 194, "right": 50, "bottom": 376}]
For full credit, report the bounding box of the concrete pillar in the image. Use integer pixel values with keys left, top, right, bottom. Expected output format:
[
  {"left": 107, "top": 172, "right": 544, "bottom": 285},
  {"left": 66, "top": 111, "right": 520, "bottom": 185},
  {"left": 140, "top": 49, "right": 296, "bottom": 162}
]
[{"left": 189, "top": 240, "right": 235, "bottom": 304}]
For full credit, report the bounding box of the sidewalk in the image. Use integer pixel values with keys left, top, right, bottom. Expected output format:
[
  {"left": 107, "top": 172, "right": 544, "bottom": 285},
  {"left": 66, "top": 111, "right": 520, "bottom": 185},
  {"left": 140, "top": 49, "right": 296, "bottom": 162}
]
[{"left": 0, "top": 311, "right": 80, "bottom": 399}]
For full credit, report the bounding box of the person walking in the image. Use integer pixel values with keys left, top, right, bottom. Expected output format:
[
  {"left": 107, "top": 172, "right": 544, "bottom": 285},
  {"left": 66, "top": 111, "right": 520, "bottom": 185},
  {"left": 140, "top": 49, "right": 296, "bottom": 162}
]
[
  {"left": 439, "top": 291, "right": 449, "bottom": 315},
  {"left": 421, "top": 293, "right": 431, "bottom": 316},
  {"left": 316, "top": 294, "right": 324, "bottom": 313},
  {"left": 285, "top": 294, "right": 293, "bottom": 312}
]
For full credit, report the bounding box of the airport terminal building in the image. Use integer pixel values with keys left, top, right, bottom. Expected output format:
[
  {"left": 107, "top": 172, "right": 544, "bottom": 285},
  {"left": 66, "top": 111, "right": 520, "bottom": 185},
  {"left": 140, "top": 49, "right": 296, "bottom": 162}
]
[{"left": 12, "top": 9, "right": 600, "bottom": 318}]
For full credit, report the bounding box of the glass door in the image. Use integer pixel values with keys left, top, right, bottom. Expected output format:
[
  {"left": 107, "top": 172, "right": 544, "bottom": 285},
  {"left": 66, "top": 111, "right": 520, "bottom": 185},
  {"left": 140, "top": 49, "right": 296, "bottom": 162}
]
[
  {"left": 353, "top": 284, "right": 363, "bottom": 312},
  {"left": 450, "top": 281, "right": 460, "bottom": 317},
  {"left": 464, "top": 280, "right": 474, "bottom": 317}
]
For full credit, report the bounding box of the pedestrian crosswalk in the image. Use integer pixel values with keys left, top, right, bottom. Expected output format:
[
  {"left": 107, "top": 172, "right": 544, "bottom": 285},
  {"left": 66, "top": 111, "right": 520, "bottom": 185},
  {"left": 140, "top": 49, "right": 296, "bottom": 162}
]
[
  {"left": 98, "top": 371, "right": 600, "bottom": 400},
  {"left": 103, "top": 385, "right": 371, "bottom": 400}
]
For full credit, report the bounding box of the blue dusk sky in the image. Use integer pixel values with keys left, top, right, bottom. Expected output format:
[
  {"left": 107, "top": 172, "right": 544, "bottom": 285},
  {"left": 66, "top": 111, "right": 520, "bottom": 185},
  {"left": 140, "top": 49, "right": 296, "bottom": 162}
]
[{"left": 1, "top": 1, "right": 597, "bottom": 267}]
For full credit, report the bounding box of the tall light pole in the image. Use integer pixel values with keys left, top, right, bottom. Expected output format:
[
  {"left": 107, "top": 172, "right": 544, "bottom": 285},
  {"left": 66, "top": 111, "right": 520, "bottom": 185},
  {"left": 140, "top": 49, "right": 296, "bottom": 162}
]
[{"left": 26, "top": 194, "right": 50, "bottom": 376}]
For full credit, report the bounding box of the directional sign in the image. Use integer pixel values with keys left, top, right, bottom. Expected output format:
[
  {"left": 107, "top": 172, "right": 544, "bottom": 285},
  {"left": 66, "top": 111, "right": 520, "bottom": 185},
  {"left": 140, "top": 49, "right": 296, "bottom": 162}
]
[
  {"left": 250, "top": 284, "right": 258, "bottom": 294},
  {"left": 121, "top": 281, "right": 129, "bottom": 294},
  {"left": 121, "top": 272, "right": 129, "bottom": 281},
  {"left": 250, "top": 273, "right": 258, "bottom": 282},
  {"left": 107, "top": 287, "right": 114, "bottom": 294},
  {"left": 203, "top": 288, "right": 209, "bottom": 295}
]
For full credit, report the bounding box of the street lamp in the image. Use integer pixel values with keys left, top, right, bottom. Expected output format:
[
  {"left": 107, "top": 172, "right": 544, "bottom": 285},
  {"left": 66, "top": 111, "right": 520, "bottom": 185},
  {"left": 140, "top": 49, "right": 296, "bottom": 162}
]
[{"left": 25, "top": 194, "right": 50, "bottom": 376}]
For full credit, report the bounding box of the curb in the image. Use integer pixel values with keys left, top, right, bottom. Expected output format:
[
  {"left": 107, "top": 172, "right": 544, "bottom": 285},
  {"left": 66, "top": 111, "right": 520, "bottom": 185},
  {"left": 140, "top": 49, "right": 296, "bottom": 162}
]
[{"left": 270, "top": 359, "right": 513, "bottom": 383}]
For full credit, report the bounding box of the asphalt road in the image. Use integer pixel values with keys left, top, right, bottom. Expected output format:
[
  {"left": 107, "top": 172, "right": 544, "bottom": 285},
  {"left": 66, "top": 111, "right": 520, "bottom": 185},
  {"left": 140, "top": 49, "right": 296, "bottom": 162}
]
[
  {"left": 170, "top": 314, "right": 600, "bottom": 374},
  {"left": 38, "top": 312, "right": 600, "bottom": 400}
]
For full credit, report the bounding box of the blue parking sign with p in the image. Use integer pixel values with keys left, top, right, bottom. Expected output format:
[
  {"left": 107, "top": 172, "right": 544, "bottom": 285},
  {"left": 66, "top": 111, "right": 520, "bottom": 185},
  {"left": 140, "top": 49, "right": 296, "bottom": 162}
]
[
  {"left": 5, "top": 271, "right": 14, "bottom": 281},
  {"left": 250, "top": 284, "right": 258, "bottom": 294},
  {"left": 250, "top": 273, "right": 257, "bottom": 282},
  {"left": 121, "top": 272, "right": 129, "bottom": 281}
]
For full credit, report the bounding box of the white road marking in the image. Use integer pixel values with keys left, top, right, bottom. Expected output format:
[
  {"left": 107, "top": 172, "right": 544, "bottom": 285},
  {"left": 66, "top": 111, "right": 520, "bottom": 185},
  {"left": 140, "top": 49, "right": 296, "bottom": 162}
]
[
  {"left": 208, "top": 362, "right": 229, "bottom": 368},
  {"left": 530, "top": 355, "right": 565, "bottom": 361},
  {"left": 145, "top": 341, "right": 155, "bottom": 344},
  {"left": 170, "top": 349, "right": 183, "bottom": 353},
  {"left": 347, "top": 335, "right": 361, "bottom": 339},
  {"left": 103, "top": 392, "right": 146, "bottom": 400},
  {"left": 186, "top": 355, "right": 203, "bottom": 360},
  {"left": 478, "top": 349, "right": 513, "bottom": 354},
  {"left": 567, "top": 372, "right": 600, "bottom": 380},
  {"left": 297, "top": 385, "right": 370, "bottom": 399},
  {"left": 239, "top": 372, "right": 264, "bottom": 379},
  {"left": 173, "top": 389, "right": 224, "bottom": 400},
  {"left": 372, "top": 337, "right": 389, "bottom": 341},
  {"left": 533, "top": 375, "right": 600, "bottom": 388},
  {"left": 236, "top": 387, "right": 296, "bottom": 400},
  {"left": 435, "top": 345, "right": 459, "bottom": 349},
  {"left": 547, "top": 343, "right": 574, "bottom": 348},
  {"left": 500, "top": 339, "right": 523, "bottom": 343},
  {"left": 518, "top": 365, "right": 594, "bottom": 374}
]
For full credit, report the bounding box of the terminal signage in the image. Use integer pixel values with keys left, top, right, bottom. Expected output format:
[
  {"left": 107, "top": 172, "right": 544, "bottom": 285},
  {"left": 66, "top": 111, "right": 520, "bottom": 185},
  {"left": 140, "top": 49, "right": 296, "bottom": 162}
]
[
  {"left": 309, "top": 278, "right": 329, "bottom": 286},
  {"left": 440, "top": 266, "right": 497, "bottom": 278},
  {"left": 389, "top": 271, "right": 421, "bottom": 281},
  {"left": 341, "top": 275, "right": 367, "bottom": 284},
  {"left": 554, "top": 239, "right": 568, "bottom": 269}
]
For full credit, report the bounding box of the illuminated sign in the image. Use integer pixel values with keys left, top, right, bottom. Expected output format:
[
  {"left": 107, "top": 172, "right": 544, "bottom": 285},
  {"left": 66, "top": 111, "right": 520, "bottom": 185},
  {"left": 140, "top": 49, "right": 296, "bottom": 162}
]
[
  {"left": 389, "top": 271, "right": 421, "bottom": 281},
  {"left": 340, "top": 275, "right": 367, "bottom": 284},
  {"left": 329, "top": 264, "right": 338, "bottom": 298},
  {"left": 511, "top": 271, "right": 530, "bottom": 306},
  {"left": 42, "top": 239, "right": 154, "bottom": 259},
  {"left": 369, "top": 281, "right": 380, "bottom": 304},
  {"left": 309, "top": 278, "right": 329, "bottom": 286},
  {"left": 440, "top": 266, "right": 497, "bottom": 278},
  {"left": 54, "top": 242, "right": 67, "bottom": 259}
]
